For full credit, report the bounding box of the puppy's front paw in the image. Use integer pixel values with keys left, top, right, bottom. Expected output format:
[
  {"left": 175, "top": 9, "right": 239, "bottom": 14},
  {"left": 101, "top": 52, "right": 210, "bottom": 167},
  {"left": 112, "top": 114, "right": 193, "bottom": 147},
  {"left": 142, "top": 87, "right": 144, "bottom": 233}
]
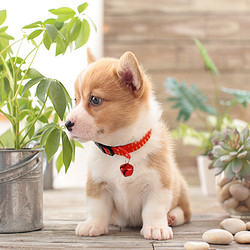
[
  {"left": 141, "top": 225, "right": 173, "bottom": 240},
  {"left": 75, "top": 221, "right": 109, "bottom": 237}
]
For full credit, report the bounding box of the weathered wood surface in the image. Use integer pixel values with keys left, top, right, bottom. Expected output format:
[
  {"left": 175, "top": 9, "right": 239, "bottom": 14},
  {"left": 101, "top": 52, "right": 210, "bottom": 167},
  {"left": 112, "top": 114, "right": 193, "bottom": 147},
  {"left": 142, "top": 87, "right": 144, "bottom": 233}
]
[
  {"left": 103, "top": 0, "right": 250, "bottom": 169},
  {"left": 105, "top": 0, "right": 250, "bottom": 14},
  {"left": 0, "top": 188, "right": 249, "bottom": 249}
]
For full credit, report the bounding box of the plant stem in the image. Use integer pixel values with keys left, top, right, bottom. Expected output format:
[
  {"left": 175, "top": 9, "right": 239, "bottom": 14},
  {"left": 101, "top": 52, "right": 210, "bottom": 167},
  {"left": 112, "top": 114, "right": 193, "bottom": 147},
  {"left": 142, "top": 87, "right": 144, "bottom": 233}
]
[
  {"left": 0, "top": 139, "right": 5, "bottom": 149},
  {"left": 20, "top": 95, "right": 49, "bottom": 147},
  {"left": 209, "top": 71, "right": 221, "bottom": 130},
  {"left": 0, "top": 38, "right": 23, "bottom": 56},
  {"left": 14, "top": 41, "right": 43, "bottom": 100},
  {"left": 0, "top": 53, "right": 15, "bottom": 90}
]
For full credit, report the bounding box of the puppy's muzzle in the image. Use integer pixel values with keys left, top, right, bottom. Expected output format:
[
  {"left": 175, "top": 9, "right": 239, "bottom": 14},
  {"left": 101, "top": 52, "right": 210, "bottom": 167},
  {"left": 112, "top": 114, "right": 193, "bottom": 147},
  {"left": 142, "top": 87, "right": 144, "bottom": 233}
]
[{"left": 65, "top": 120, "right": 75, "bottom": 132}]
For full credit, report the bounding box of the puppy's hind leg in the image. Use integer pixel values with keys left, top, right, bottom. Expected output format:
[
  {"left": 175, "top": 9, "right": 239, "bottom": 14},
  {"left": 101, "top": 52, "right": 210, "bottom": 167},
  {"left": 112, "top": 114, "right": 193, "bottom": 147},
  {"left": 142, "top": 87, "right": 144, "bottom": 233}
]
[{"left": 167, "top": 206, "right": 184, "bottom": 227}]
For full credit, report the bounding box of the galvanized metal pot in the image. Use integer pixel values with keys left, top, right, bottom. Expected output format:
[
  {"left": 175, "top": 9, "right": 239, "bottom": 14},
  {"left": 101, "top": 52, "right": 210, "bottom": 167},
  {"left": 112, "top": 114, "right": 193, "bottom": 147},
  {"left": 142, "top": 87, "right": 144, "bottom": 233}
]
[{"left": 0, "top": 149, "right": 44, "bottom": 233}]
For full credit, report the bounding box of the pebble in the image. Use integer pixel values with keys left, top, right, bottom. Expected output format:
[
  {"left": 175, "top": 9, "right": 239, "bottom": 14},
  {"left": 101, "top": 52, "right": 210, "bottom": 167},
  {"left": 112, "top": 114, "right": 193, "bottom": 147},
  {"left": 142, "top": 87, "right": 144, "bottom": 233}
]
[
  {"left": 220, "top": 182, "right": 232, "bottom": 201},
  {"left": 229, "top": 183, "right": 250, "bottom": 201},
  {"left": 220, "top": 218, "right": 246, "bottom": 234},
  {"left": 202, "top": 229, "right": 233, "bottom": 244},
  {"left": 246, "top": 196, "right": 250, "bottom": 209},
  {"left": 184, "top": 241, "right": 210, "bottom": 250},
  {"left": 234, "top": 231, "right": 250, "bottom": 244},
  {"left": 223, "top": 197, "right": 238, "bottom": 209},
  {"left": 235, "top": 205, "right": 250, "bottom": 213},
  {"left": 247, "top": 222, "right": 250, "bottom": 230},
  {"left": 218, "top": 176, "right": 230, "bottom": 188}
]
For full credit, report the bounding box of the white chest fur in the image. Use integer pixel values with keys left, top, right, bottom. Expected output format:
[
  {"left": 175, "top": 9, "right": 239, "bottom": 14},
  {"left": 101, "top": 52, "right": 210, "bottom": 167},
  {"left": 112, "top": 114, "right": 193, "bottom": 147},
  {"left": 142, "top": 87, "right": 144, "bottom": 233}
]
[{"left": 87, "top": 133, "right": 171, "bottom": 227}]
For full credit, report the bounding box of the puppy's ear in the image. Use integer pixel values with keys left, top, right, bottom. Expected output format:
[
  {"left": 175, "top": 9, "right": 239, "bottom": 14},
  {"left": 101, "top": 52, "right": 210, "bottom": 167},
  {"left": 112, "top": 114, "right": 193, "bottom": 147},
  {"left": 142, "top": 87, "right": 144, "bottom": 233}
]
[
  {"left": 87, "top": 48, "right": 96, "bottom": 64},
  {"left": 117, "top": 52, "right": 143, "bottom": 97}
]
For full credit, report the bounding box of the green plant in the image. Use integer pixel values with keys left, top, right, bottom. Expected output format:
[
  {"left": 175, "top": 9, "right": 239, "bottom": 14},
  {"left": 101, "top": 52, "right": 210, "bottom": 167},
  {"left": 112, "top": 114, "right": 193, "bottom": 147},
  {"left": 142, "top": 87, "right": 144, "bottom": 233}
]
[
  {"left": 210, "top": 126, "right": 250, "bottom": 179},
  {"left": 164, "top": 39, "right": 250, "bottom": 155},
  {"left": 0, "top": 2, "right": 94, "bottom": 172}
]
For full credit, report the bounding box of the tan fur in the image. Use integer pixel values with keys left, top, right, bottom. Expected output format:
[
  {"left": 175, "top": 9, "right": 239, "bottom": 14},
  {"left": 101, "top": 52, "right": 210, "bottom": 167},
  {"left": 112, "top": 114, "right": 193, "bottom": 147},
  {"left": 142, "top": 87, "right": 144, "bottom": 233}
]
[
  {"left": 86, "top": 171, "right": 107, "bottom": 198},
  {"left": 147, "top": 122, "right": 191, "bottom": 224},
  {"left": 74, "top": 58, "right": 151, "bottom": 135}
]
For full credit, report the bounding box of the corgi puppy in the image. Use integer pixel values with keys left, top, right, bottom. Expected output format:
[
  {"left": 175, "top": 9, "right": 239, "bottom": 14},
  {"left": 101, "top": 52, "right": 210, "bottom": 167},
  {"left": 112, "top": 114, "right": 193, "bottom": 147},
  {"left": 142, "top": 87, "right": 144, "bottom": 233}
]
[{"left": 65, "top": 49, "right": 191, "bottom": 240}]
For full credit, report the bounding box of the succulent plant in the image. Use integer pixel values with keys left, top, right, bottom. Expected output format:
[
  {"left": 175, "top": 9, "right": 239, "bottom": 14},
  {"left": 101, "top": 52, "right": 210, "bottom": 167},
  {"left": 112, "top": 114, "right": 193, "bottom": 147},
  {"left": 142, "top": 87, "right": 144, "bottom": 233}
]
[{"left": 210, "top": 126, "right": 250, "bottom": 179}]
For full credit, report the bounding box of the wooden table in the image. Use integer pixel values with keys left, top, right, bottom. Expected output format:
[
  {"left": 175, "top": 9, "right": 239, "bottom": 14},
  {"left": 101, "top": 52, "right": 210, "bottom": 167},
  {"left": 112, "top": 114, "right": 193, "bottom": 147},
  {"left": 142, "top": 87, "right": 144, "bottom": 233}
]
[{"left": 0, "top": 187, "right": 249, "bottom": 249}]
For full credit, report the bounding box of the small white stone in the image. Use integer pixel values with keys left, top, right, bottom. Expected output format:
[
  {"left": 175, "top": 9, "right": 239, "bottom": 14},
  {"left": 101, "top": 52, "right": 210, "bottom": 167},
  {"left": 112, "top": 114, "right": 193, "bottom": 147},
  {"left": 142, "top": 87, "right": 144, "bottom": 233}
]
[
  {"left": 220, "top": 218, "right": 246, "bottom": 234},
  {"left": 223, "top": 197, "right": 238, "bottom": 209},
  {"left": 245, "top": 196, "right": 250, "bottom": 209},
  {"left": 247, "top": 222, "right": 250, "bottom": 231},
  {"left": 202, "top": 229, "right": 234, "bottom": 244},
  {"left": 235, "top": 205, "right": 250, "bottom": 213},
  {"left": 229, "top": 183, "right": 250, "bottom": 201},
  {"left": 184, "top": 241, "right": 210, "bottom": 250},
  {"left": 220, "top": 182, "right": 232, "bottom": 201},
  {"left": 234, "top": 231, "right": 250, "bottom": 244}
]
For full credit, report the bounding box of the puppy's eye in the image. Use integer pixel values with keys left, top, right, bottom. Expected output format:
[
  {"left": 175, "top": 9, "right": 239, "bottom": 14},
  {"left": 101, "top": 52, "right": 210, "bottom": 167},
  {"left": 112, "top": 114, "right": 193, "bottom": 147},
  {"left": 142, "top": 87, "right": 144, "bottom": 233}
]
[{"left": 90, "top": 95, "right": 102, "bottom": 106}]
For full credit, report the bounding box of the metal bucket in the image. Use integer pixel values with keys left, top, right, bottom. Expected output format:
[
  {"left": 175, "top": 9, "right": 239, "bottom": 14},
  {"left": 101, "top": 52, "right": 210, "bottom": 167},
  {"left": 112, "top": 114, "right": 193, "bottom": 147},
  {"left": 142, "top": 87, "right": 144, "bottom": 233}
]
[{"left": 0, "top": 149, "right": 43, "bottom": 233}]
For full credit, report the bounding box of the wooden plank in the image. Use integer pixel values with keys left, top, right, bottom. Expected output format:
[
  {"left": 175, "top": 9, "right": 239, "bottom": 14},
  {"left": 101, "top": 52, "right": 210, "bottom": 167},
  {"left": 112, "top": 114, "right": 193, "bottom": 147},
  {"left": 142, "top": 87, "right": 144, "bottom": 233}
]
[
  {"left": 104, "top": 42, "right": 250, "bottom": 71},
  {"left": 0, "top": 187, "right": 247, "bottom": 249},
  {"left": 104, "top": 14, "right": 250, "bottom": 42},
  {"left": 105, "top": 0, "right": 250, "bottom": 14}
]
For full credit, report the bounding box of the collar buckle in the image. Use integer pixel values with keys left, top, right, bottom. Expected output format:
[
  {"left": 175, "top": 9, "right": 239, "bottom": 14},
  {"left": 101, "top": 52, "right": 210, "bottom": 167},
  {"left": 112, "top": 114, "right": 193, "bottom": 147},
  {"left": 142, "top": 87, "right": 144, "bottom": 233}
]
[{"left": 95, "top": 142, "right": 114, "bottom": 156}]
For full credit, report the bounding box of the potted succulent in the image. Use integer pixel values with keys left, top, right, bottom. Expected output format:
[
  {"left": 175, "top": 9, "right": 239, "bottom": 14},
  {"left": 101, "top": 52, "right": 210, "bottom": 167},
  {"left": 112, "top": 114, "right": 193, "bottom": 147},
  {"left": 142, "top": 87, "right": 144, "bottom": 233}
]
[
  {"left": 164, "top": 39, "right": 250, "bottom": 195},
  {"left": 210, "top": 126, "right": 250, "bottom": 218},
  {"left": 0, "top": 2, "right": 93, "bottom": 233}
]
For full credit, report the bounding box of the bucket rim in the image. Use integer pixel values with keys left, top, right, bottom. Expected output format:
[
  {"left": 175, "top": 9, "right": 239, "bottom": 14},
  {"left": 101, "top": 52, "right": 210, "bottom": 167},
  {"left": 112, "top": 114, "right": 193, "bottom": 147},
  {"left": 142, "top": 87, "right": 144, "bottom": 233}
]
[{"left": 0, "top": 148, "right": 44, "bottom": 153}]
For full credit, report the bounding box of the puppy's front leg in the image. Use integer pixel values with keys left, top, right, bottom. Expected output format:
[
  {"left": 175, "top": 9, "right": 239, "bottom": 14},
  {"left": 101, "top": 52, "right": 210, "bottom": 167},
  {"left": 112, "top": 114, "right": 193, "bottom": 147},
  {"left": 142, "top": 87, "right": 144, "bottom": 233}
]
[
  {"left": 141, "top": 190, "right": 173, "bottom": 240},
  {"left": 76, "top": 191, "right": 113, "bottom": 237}
]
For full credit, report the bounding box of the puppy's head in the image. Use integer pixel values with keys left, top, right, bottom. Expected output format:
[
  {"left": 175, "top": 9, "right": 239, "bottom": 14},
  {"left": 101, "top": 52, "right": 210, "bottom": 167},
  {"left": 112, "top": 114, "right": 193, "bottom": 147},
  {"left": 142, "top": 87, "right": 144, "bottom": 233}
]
[{"left": 65, "top": 49, "right": 151, "bottom": 143}]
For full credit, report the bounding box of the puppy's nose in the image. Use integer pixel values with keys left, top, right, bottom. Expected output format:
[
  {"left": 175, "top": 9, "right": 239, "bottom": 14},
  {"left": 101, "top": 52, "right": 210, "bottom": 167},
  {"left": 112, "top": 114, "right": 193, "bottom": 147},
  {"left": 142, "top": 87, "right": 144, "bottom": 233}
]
[{"left": 65, "top": 120, "right": 75, "bottom": 132}]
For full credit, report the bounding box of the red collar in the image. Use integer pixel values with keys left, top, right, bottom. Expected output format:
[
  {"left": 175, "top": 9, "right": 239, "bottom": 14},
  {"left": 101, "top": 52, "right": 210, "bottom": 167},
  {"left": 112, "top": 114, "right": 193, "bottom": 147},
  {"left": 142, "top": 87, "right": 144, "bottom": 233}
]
[{"left": 95, "top": 129, "right": 152, "bottom": 159}]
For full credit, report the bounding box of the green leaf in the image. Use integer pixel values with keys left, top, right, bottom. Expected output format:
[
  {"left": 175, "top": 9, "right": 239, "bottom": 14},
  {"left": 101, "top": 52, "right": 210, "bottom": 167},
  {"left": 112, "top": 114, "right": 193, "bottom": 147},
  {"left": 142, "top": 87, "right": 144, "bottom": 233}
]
[
  {"left": 78, "top": 3, "right": 88, "bottom": 13},
  {"left": 26, "top": 68, "right": 44, "bottom": 78},
  {"left": 38, "top": 115, "right": 49, "bottom": 123},
  {"left": 22, "top": 21, "right": 42, "bottom": 29},
  {"left": 45, "top": 128, "right": 60, "bottom": 162},
  {"left": 49, "top": 80, "right": 66, "bottom": 120},
  {"left": 87, "top": 16, "right": 97, "bottom": 32},
  {"left": 27, "top": 29, "right": 43, "bottom": 40},
  {"left": 165, "top": 77, "right": 215, "bottom": 121},
  {"left": 56, "top": 151, "right": 63, "bottom": 172},
  {"left": 0, "top": 32, "right": 14, "bottom": 40},
  {"left": 22, "top": 77, "right": 44, "bottom": 94},
  {"left": 212, "top": 145, "right": 227, "bottom": 158},
  {"left": 239, "top": 160, "right": 250, "bottom": 178},
  {"left": 49, "top": 7, "right": 76, "bottom": 21},
  {"left": 40, "top": 125, "right": 56, "bottom": 147},
  {"left": 62, "top": 131, "right": 72, "bottom": 173},
  {"left": 224, "top": 162, "right": 235, "bottom": 180},
  {"left": 194, "top": 39, "right": 219, "bottom": 75},
  {"left": 36, "top": 79, "right": 51, "bottom": 103},
  {"left": 70, "top": 18, "right": 81, "bottom": 42},
  {"left": 55, "top": 33, "right": 67, "bottom": 56},
  {"left": 75, "top": 19, "right": 90, "bottom": 49},
  {"left": 0, "top": 10, "right": 7, "bottom": 26},
  {"left": 222, "top": 87, "right": 250, "bottom": 108},
  {"left": 232, "top": 158, "right": 242, "bottom": 173},
  {"left": 220, "top": 154, "right": 234, "bottom": 162},
  {"left": 43, "top": 32, "right": 52, "bottom": 50},
  {"left": 0, "top": 26, "right": 8, "bottom": 33},
  {"left": 0, "top": 128, "right": 14, "bottom": 148},
  {"left": 45, "top": 24, "right": 58, "bottom": 42}
]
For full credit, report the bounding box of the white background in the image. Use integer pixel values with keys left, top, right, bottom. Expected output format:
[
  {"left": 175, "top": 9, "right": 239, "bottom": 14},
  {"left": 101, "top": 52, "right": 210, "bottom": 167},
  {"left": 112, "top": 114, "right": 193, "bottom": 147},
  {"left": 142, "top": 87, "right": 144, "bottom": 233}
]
[{"left": 1, "top": 0, "right": 103, "bottom": 188}]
